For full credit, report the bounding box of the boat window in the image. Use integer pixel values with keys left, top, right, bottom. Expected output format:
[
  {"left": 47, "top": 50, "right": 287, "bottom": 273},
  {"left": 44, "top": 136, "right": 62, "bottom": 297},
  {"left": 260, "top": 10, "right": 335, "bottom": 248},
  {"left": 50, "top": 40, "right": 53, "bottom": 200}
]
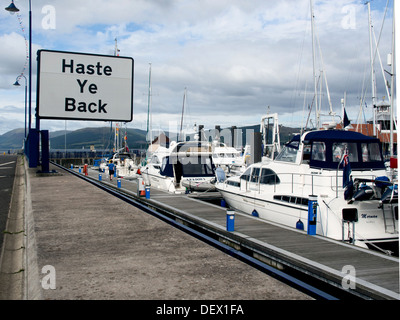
[
  {"left": 311, "top": 142, "right": 326, "bottom": 161},
  {"left": 205, "top": 157, "right": 213, "bottom": 172},
  {"left": 251, "top": 168, "right": 260, "bottom": 183},
  {"left": 273, "top": 195, "right": 308, "bottom": 207},
  {"left": 227, "top": 180, "right": 240, "bottom": 187},
  {"left": 275, "top": 141, "right": 299, "bottom": 163},
  {"left": 240, "top": 167, "right": 251, "bottom": 181},
  {"left": 150, "top": 155, "right": 160, "bottom": 164},
  {"left": 302, "top": 143, "right": 311, "bottom": 163},
  {"left": 361, "top": 143, "right": 382, "bottom": 162},
  {"left": 161, "top": 157, "right": 168, "bottom": 172},
  {"left": 180, "top": 156, "right": 215, "bottom": 176},
  {"left": 260, "top": 168, "right": 280, "bottom": 185},
  {"left": 332, "top": 142, "right": 358, "bottom": 162}
]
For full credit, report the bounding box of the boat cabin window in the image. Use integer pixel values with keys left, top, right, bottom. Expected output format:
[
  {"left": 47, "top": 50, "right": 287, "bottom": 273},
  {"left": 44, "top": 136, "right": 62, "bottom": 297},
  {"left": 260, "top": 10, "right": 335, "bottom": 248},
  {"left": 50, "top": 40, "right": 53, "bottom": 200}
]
[
  {"left": 361, "top": 143, "right": 382, "bottom": 162},
  {"left": 311, "top": 142, "right": 326, "bottom": 161},
  {"left": 180, "top": 156, "right": 215, "bottom": 177},
  {"left": 332, "top": 142, "right": 358, "bottom": 162},
  {"left": 150, "top": 155, "right": 160, "bottom": 164},
  {"left": 260, "top": 168, "right": 280, "bottom": 185},
  {"left": 251, "top": 168, "right": 260, "bottom": 183},
  {"left": 275, "top": 140, "right": 299, "bottom": 163},
  {"left": 240, "top": 167, "right": 251, "bottom": 182},
  {"left": 302, "top": 142, "right": 311, "bottom": 163}
]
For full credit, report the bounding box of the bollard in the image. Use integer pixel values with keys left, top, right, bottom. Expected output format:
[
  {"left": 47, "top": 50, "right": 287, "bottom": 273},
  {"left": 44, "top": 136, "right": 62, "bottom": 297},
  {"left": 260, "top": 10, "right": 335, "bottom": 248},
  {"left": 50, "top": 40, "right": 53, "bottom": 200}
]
[
  {"left": 70, "top": 164, "right": 73, "bottom": 169},
  {"left": 307, "top": 195, "right": 318, "bottom": 235},
  {"left": 84, "top": 164, "right": 88, "bottom": 176},
  {"left": 117, "top": 178, "right": 121, "bottom": 188},
  {"left": 79, "top": 167, "right": 81, "bottom": 173},
  {"left": 99, "top": 173, "right": 102, "bottom": 181},
  {"left": 145, "top": 186, "right": 150, "bottom": 199},
  {"left": 226, "top": 210, "right": 235, "bottom": 232},
  {"left": 221, "top": 199, "right": 226, "bottom": 208},
  {"left": 114, "top": 170, "right": 117, "bottom": 178}
]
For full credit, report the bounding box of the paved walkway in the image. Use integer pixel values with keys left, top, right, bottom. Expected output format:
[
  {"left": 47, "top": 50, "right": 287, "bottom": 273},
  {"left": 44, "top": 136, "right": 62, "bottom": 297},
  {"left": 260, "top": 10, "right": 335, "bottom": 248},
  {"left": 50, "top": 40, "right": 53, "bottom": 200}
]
[{"left": 1, "top": 157, "right": 312, "bottom": 300}]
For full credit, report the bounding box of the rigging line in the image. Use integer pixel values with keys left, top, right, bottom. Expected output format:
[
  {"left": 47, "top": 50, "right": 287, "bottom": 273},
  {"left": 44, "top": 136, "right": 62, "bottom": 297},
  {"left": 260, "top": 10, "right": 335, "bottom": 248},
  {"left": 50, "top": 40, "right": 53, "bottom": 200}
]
[
  {"left": 313, "top": 21, "right": 333, "bottom": 115},
  {"left": 370, "top": 0, "right": 391, "bottom": 102},
  {"left": 372, "top": 30, "right": 391, "bottom": 101},
  {"left": 289, "top": 4, "right": 310, "bottom": 112}
]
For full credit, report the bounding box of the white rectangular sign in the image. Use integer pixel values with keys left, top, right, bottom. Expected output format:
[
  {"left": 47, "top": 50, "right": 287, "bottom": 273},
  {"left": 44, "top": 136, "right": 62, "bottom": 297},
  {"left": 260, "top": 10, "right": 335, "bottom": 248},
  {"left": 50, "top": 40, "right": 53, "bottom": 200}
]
[{"left": 37, "top": 50, "right": 134, "bottom": 122}]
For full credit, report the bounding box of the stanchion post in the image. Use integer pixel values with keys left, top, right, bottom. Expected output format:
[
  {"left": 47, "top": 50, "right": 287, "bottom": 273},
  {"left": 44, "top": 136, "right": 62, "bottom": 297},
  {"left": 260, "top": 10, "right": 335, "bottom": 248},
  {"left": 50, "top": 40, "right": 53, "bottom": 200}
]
[
  {"left": 307, "top": 195, "right": 318, "bottom": 235},
  {"left": 226, "top": 209, "right": 235, "bottom": 232}
]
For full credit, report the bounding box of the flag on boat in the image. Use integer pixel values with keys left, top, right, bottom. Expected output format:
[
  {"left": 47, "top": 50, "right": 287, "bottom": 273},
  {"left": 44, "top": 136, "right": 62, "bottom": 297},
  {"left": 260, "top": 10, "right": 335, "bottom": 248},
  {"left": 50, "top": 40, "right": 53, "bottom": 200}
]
[
  {"left": 342, "top": 151, "right": 353, "bottom": 200},
  {"left": 342, "top": 151, "right": 352, "bottom": 188},
  {"left": 343, "top": 107, "right": 350, "bottom": 128}
]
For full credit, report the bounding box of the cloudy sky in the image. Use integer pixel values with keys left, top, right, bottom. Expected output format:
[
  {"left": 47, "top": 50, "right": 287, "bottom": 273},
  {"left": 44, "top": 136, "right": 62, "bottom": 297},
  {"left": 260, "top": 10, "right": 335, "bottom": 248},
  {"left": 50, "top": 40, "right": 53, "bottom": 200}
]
[{"left": 0, "top": 0, "right": 395, "bottom": 135}]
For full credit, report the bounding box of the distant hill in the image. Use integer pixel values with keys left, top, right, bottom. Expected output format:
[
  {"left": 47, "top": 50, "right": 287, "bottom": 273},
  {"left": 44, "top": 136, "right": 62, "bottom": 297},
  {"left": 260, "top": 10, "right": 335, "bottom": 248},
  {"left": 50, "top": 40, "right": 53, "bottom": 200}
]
[
  {"left": 0, "top": 128, "right": 25, "bottom": 150},
  {"left": 0, "top": 124, "right": 300, "bottom": 151},
  {"left": 49, "top": 127, "right": 148, "bottom": 150}
]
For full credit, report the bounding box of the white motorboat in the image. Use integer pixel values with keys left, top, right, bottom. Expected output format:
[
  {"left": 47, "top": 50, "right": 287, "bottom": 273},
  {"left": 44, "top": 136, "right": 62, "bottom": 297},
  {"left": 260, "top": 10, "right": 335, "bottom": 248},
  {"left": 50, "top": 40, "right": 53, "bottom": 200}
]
[
  {"left": 100, "top": 150, "right": 139, "bottom": 179},
  {"left": 211, "top": 140, "right": 249, "bottom": 177},
  {"left": 141, "top": 140, "right": 217, "bottom": 193},
  {"left": 216, "top": 129, "right": 398, "bottom": 255}
]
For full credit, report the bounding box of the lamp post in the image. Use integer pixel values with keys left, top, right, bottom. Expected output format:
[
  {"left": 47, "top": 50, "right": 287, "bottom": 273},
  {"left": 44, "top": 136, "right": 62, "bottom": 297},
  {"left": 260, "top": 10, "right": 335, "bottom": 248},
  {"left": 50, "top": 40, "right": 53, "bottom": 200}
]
[
  {"left": 13, "top": 74, "right": 27, "bottom": 138},
  {"left": 6, "top": 0, "right": 38, "bottom": 167},
  {"left": 5, "top": 0, "right": 32, "bottom": 132}
]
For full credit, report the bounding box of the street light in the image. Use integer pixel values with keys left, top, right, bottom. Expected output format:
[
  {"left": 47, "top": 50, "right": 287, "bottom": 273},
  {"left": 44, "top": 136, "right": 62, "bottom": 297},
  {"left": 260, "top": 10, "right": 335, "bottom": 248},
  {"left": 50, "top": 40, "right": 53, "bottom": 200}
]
[
  {"left": 5, "top": 1, "right": 32, "bottom": 131},
  {"left": 5, "top": 0, "right": 18, "bottom": 13},
  {"left": 6, "top": 1, "right": 37, "bottom": 167},
  {"left": 13, "top": 74, "right": 28, "bottom": 138}
]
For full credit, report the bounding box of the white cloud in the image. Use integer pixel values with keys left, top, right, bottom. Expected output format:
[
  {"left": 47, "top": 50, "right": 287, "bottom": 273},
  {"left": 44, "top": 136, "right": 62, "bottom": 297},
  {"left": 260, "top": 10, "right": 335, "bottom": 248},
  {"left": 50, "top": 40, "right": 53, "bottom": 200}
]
[{"left": 0, "top": 0, "right": 394, "bottom": 136}]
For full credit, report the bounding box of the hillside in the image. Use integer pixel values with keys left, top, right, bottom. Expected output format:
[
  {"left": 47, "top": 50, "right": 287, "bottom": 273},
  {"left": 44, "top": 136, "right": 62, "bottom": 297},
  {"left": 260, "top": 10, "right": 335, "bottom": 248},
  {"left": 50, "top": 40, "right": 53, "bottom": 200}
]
[
  {"left": 49, "top": 127, "right": 148, "bottom": 150},
  {"left": 0, "top": 124, "right": 299, "bottom": 151},
  {"left": 0, "top": 128, "right": 25, "bottom": 150}
]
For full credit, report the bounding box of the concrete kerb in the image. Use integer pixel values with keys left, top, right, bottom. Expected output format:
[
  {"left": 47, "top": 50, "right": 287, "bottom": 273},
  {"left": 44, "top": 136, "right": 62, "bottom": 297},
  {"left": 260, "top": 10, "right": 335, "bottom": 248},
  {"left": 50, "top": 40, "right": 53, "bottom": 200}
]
[
  {"left": 24, "top": 156, "right": 43, "bottom": 300},
  {"left": 0, "top": 155, "right": 26, "bottom": 299}
]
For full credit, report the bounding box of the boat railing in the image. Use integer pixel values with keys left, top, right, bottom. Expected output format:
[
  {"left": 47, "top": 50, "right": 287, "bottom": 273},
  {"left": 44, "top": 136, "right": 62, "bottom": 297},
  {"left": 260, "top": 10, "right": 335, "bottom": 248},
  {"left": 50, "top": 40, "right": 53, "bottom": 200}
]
[{"left": 243, "top": 171, "right": 380, "bottom": 198}]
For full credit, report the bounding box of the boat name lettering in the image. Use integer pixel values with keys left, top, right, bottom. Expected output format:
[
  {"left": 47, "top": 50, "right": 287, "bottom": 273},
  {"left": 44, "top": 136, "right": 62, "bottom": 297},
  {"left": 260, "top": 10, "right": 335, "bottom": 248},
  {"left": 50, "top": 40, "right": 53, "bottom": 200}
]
[{"left": 361, "top": 214, "right": 378, "bottom": 219}]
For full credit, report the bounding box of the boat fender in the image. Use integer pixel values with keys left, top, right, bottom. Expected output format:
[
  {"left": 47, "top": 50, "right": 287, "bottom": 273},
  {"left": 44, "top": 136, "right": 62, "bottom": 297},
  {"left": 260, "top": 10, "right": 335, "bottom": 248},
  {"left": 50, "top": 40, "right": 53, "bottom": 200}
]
[
  {"left": 296, "top": 219, "right": 304, "bottom": 230},
  {"left": 375, "top": 176, "right": 391, "bottom": 189},
  {"left": 216, "top": 167, "right": 226, "bottom": 182},
  {"left": 252, "top": 210, "right": 259, "bottom": 217},
  {"left": 352, "top": 185, "right": 374, "bottom": 201}
]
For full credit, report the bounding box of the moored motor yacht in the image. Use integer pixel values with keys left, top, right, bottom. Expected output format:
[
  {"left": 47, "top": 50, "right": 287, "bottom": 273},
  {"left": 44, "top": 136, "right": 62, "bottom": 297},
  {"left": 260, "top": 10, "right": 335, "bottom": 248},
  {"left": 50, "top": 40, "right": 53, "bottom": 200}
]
[
  {"left": 99, "top": 150, "right": 139, "bottom": 179},
  {"left": 216, "top": 129, "right": 398, "bottom": 255},
  {"left": 141, "top": 140, "right": 217, "bottom": 193}
]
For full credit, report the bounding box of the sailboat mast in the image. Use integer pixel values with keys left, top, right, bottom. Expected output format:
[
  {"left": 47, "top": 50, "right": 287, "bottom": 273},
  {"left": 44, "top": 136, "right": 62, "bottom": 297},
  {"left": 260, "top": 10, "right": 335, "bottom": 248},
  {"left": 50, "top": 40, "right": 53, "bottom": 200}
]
[
  {"left": 310, "top": 0, "right": 319, "bottom": 129},
  {"left": 146, "top": 63, "right": 152, "bottom": 146},
  {"left": 367, "top": 1, "right": 377, "bottom": 136},
  {"left": 112, "top": 38, "right": 121, "bottom": 152},
  {"left": 180, "top": 87, "right": 187, "bottom": 142},
  {"left": 390, "top": 0, "right": 395, "bottom": 158}
]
